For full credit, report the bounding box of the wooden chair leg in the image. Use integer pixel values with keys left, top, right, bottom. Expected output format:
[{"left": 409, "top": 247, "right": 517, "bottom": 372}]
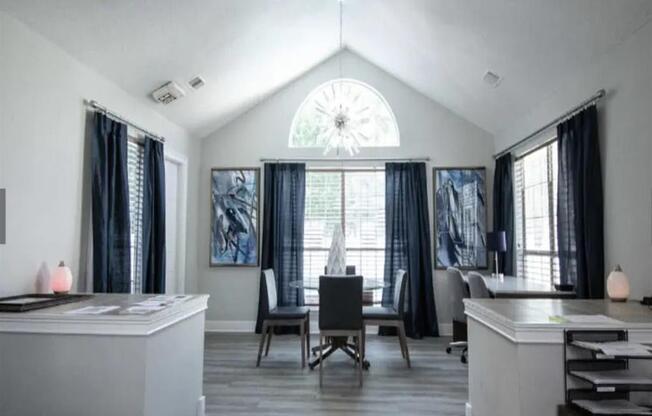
[
  {"left": 300, "top": 319, "right": 306, "bottom": 369},
  {"left": 396, "top": 323, "right": 406, "bottom": 359},
  {"left": 305, "top": 315, "right": 310, "bottom": 359},
  {"left": 256, "top": 321, "right": 268, "bottom": 367},
  {"left": 357, "top": 331, "right": 363, "bottom": 387},
  {"left": 361, "top": 325, "right": 366, "bottom": 362},
  {"left": 264, "top": 325, "right": 273, "bottom": 357},
  {"left": 319, "top": 333, "right": 323, "bottom": 388},
  {"left": 398, "top": 321, "right": 411, "bottom": 368}
]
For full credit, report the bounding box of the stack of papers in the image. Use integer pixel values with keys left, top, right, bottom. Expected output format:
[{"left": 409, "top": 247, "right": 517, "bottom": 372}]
[
  {"left": 573, "top": 400, "right": 652, "bottom": 415},
  {"left": 573, "top": 340, "right": 652, "bottom": 357},
  {"left": 123, "top": 295, "right": 193, "bottom": 315},
  {"left": 570, "top": 370, "right": 652, "bottom": 386},
  {"left": 65, "top": 306, "right": 120, "bottom": 315}
]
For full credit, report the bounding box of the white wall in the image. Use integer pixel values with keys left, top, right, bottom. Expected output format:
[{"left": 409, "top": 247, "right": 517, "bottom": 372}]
[
  {"left": 494, "top": 20, "right": 652, "bottom": 298},
  {"left": 0, "top": 12, "right": 201, "bottom": 296},
  {"left": 198, "top": 50, "right": 494, "bottom": 330}
]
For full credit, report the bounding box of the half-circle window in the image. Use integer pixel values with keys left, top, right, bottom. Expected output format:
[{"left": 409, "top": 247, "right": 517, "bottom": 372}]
[{"left": 289, "top": 79, "right": 400, "bottom": 152}]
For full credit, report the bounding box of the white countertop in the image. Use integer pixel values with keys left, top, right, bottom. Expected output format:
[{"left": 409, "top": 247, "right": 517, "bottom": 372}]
[
  {"left": 469, "top": 275, "right": 574, "bottom": 297},
  {"left": 0, "top": 294, "right": 209, "bottom": 336},
  {"left": 464, "top": 298, "right": 652, "bottom": 344}
]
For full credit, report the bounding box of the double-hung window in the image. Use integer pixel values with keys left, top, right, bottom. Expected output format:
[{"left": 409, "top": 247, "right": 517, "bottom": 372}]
[
  {"left": 127, "top": 138, "right": 145, "bottom": 294},
  {"left": 303, "top": 169, "right": 385, "bottom": 305},
  {"left": 514, "top": 140, "right": 560, "bottom": 285}
]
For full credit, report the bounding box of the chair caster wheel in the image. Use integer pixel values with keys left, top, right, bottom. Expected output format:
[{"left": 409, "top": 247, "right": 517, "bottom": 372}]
[
  {"left": 461, "top": 356, "right": 467, "bottom": 364},
  {"left": 446, "top": 347, "right": 452, "bottom": 354}
]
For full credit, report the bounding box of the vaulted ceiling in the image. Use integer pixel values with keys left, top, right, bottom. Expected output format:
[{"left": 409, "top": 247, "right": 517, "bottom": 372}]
[{"left": 2, "top": 0, "right": 652, "bottom": 138}]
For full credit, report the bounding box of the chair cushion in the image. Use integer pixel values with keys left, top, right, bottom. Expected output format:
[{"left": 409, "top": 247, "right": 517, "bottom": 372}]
[
  {"left": 268, "top": 306, "right": 310, "bottom": 320},
  {"left": 362, "top": 306, "right": 399, "bottom": 320}
]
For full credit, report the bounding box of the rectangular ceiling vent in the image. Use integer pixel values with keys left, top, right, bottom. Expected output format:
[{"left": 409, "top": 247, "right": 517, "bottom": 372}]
[
  {"left": 151, "top": 81, "right": 186, "bottom": 104},
  {"left": 482, "top": 70, "right": 502, "bottom": 88},
  {"left": 188, "top": 75, "right": 206, "bottom": 90}
]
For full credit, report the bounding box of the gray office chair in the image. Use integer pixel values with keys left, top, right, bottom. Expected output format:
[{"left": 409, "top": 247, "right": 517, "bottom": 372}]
[
  {"left": 362, "top": 269, "right": 410, "bottom": 368},
  {"left": 445, "top": 267, "right": 469, "bottom": 363},
  {"left": 319, "top": 275, "right": 364, "bottom": 387},
  {"left": 467, "top": 271, "right": 491, "bottom": 299},
  {"left": 256, "top": 269, "right": 310, "bottom": 368}
]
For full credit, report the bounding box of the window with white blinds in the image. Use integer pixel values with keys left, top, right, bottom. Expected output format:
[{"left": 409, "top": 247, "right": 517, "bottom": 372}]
[
  {"left": 514, "top": 140, "right": 560, "bottom": 285},
  {"left": 303, "top": 169, "right": 385, "bottom": 305},
  {"left": 127, "top": 139, "right": 145, "bottom": 294}
]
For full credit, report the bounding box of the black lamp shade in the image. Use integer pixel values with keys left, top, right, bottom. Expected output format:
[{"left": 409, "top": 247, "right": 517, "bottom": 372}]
[{"left": 487, "top": 231, "right": 507, "bottom": 253}]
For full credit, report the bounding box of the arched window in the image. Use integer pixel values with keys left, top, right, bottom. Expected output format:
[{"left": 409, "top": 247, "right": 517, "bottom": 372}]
[{"left": 289, "top": 79, "right": 400, "bottom": 153}]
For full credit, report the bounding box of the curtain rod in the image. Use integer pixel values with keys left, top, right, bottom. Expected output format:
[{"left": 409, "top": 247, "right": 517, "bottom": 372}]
[
  {"left": 493, "top": 89, "right": 605, "bottom": 159},
  {"left": 84, "top": 99, "right": 166, "bottom": 143},
  {"left": 259, "top": 157, "right": 430, "bottom": 163}
]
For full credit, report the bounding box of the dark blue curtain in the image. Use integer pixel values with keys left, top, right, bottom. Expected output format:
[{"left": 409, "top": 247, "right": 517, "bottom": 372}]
[
  {"left": 493, "top": 154, "right": 515, "bottom": 276},
  {"left": 91, "top": 113, "right": 131, "bottom": 293},
  {"left": 141, "top": 138, "right": 166, "bottom": 294},
  {"left": 382, "top": 162, "right": 438, "bottom": 338},
  {"left": 255, "top": 163, "right": 306, "bottom": 334},
  {"left": 557, "top": 105, "right": 604, "bottom": 299}
]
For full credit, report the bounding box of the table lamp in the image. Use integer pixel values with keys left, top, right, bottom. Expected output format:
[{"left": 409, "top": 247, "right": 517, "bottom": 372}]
[
  {"left": 606, "top": 264, "right": 629, "bottom": 302},
  {"left": 51, "top": 261, "right": 73, "bottom": 294},
  {"left": 487, "top": 231, "right": 507, "bottom": 278}
]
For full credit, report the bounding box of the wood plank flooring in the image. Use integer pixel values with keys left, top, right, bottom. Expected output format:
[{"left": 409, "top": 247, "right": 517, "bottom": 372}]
[{"left": 204, "top": 333, "right": 468, "bottom": 415}]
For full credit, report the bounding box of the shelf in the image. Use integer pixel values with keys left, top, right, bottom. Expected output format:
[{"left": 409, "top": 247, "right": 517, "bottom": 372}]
[
  {"left": 571, "top": 340, "right": 652, "bottom": 359},
  {"left": 571, "top": 399, "right": 652, "bottom": 415},
  {"left": 569, "top": 370, "right": 652, "bottom": 392}
]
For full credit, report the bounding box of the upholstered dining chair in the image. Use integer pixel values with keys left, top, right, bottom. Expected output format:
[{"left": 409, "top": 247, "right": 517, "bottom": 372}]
[
  {"left": 256, "top": 269, "right": 310, "bottom": 368},
  {"left": 446, "top": 267, "right": 469, "bottom": 363},
  {"left": 322, "top": 265, "right": 373, "bottom": 305},
  {"left": 361, "top": 269, "right": 410, "bottom": 368},
  {"left": 319, "top": 275, "right": 364, "bottom": 387}
]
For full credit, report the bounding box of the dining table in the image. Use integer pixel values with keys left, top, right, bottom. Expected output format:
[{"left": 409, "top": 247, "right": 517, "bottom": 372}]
[{"left": 289, "top": 278, "right": 389, "bottom": 370}]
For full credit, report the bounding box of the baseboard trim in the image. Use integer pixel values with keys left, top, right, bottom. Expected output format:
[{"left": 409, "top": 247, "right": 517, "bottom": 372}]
[
  {"left": 205, "top": 320, "right": 255, "bottom": 333},
  {"left": 206, "top": 320, "right": 453, "bottom": 336}
]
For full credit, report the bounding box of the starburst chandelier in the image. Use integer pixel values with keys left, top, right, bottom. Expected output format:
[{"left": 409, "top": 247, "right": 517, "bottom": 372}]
[{"left": 321, "top": 0, "right": 361, "bottom": 156}]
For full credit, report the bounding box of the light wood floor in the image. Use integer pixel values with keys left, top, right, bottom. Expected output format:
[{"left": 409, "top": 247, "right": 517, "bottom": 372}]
[{"left": 204, "top": 333, "right": 468, "bottom": 415}]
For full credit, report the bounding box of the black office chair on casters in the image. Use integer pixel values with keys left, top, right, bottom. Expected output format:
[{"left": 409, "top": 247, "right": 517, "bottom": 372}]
[{"left": 446, "top": 267, "right": 469, "bottom": 363}]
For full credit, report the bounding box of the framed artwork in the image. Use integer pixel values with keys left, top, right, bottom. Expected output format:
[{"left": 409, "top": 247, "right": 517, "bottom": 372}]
[
  {"left": 433, "top": 167, "right": 488, "bottom": 269},
  {"left": 210, "top": 168, "right": 260, "bottom": 267}
]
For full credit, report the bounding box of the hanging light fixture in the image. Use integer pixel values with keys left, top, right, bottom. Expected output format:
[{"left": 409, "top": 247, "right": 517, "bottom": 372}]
[{"left": 320, "top": 0, "right": 362, "bottom": 156}]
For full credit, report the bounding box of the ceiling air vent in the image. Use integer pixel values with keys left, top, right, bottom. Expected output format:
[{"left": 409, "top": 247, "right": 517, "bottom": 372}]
[
  {"left": 482, "top": 70, "right": 502, "bottom": 88},
  {"left": 188, "top": 75, "right": 206, "bottom": 90},
  {"left": 151, "top": 81, "right": 186, "bottom": 104}
]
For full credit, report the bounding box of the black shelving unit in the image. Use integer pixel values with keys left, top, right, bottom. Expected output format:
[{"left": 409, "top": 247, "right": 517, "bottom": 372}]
[{"left": 561, "top": 329, "right": 652, "bottom": 415}]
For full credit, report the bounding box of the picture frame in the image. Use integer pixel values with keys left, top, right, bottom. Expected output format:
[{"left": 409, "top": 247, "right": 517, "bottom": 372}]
[
  {"left": 433, "top": 167, "right": 488, "bottom": 270},
  {"left": 210, "top": 167, "right": 260, "bottom": 267}
]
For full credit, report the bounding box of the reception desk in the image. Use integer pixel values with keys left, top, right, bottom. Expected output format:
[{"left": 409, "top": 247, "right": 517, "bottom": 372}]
[
  {"left": 0, "top": 294, "right": 209, "bottom": 416},
  {"left": 464, "top": 298, "right": 652, "bottom": 416}
]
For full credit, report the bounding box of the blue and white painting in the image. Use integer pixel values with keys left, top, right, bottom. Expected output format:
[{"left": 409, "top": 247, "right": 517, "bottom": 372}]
[
  {"left": 210, "top": 168, "right": 259, "bottom": 266},
  {"left": 434, "top": 168, "right": 487, "bottom": 269}
]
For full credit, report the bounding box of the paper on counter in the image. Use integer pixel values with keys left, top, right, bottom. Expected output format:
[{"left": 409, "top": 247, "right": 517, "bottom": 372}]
[
  {"left": 65, "top": 306, "right": 120, "bottom": 315},
  {"left": 124, "top": 305, "right": 166, "bottom": 315},
  {"left": 548, "top": 314, "right": 623, "bottom": 324}
]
